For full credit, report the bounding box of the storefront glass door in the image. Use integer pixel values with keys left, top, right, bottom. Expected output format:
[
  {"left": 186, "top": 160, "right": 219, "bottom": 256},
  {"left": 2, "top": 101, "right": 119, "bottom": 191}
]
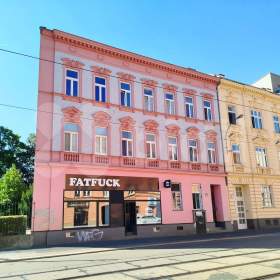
[{"left": 125, "top": 201, "right": 137, "bottom": 235}]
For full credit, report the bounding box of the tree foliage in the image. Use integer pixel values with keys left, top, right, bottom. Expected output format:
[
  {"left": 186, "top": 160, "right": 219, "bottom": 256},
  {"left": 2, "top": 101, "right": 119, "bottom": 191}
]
[
  {"left": 0, "top": 126, "right": 35, "bottom": 185},
  {"left": 0, "top": 164, "right": 25, "bottom": 204}
]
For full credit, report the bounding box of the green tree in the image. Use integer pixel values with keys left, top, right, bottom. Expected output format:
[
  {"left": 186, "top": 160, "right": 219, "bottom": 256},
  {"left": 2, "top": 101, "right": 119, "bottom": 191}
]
[
  {"left": 0, "top": 126, "right": 35, "bottom": 185},
  {"left": 0, "top": 164, "right": 25, "bottom": 205}
]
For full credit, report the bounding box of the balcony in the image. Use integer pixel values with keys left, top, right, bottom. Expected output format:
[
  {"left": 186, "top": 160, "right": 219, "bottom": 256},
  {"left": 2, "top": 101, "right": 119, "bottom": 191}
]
[{"left": 56, "top": 152, "right": 224, "bottom": 174}]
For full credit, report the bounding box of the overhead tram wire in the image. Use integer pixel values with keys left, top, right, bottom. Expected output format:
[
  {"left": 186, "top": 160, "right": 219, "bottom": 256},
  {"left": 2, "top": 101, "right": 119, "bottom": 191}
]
[
  {"left": 0, "top": 47, "right": 280, "bottom": 116},
  {"left": 1, "top": 102, "right": 280, "bottom": 153}
]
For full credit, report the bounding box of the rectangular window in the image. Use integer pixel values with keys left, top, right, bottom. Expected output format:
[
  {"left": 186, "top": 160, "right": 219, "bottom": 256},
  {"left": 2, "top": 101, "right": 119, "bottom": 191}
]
[
  {"left": 94, "top": 77, "right": 106, "bottom": 102},
  {"left": 146, "top": 133, "right": 156, "bottom": 159},
  {"left": 165, "top": 93, "right": 175, "bottom": 115},
  {"left": 171, "top": 183, "right": 182, "bottom": 210},
  {"left": 136, "top": 201, "right": 161, "bottom": 224},
  {"left": 64, "top": 123, "right": 78, "bottom": 152},
  {"left": 228, "top": 105, "right": 237, "bottom": 125},
  {"left": 66, "top": 69, "right": 79, "bottom": 97},
  {"left": 98, "top": 202, "right": 110, "bottom": 226},
  {"left": 168, "top": 136, "right": 178, "bottom": 161},
  {"left": 207, "top": 142, "right": 216, "bottom": 164},
  {"left": 273, "top": 115, "right": 280, "bottom": 133},
  {"left": 204, "top": 100, "right": 212, "bottom": 121},
  {"left": 121, "top": 131, "right": 133, "bottom": 157},
  {"left": 95, "top": 127, "right": 108, "bottom": 155},
  {"left": 124, "top": 191, "right": 161, "bottom": 224},
  {"left": 256, "top": 147, "right": 268, "bottom": 167},
  {"left": 232, "top": 144, "right": 241, "bottom": 164},
  {"left": 188, "top": 139, "right": 198, "bottom": 162},
  {"left": 261, "top": 186, "right": 272, "bottom": 207},
  {"left": 63, "top": 191, "right": 109, "bottom": 228},
  {"left": 251, "top": 110, "right": 263, "bottom": 129},
  {"left": 144, "top": 88, "right": 154, "bottom": 112},
  {"left": 192, "top": 184, "right": 202, "bottom": 210},
  {"left": 185, "top": 96, "right": 194, "bottom": 118},
  {"left": 120, "top": 82, "right": 131, "bottom": 107}
]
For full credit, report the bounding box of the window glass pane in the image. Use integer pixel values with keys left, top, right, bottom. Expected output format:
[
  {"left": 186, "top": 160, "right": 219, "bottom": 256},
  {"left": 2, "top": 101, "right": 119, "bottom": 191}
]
[
  {"left": 95, "top": 77, "right": 106, "bottom": 85},
  {"left": 73, "top": 81, "right": 78, "bottom": 96},
  {"left": 204, "top": 100, "right": 210, "bottom": 107},
  {"left": 208, "top": 142, "right": 215, "bottom": 149},
  {"left": 63, "top": 201, "right": 96, "bottom": 228},
  {"left": 64, "top": 133, "right": 71, "bottom": 151},
  {"left": 171, "top": 183, "right": 182, "bottom": 210},
  {"left": 95, "top": 86, "right": 100, "bottom": 101},
  {"left": 98, "top": 202, "right": 110, "bottom": 226},
  {"left": 128, "top": 141, "right": 133, "bottom": 156},
  {"left": 121, "top": 82, "right": 130, "bottom": 90},
  {"left": 144, "top": 88, "right": 153, "bottom": 96},
  {"left": 66, "top": 79, "right": 71, "bottom": 96},
  {"left": 185, "top": 96, "right": 193, "bottom": 103},
  {"left": 126, "top": 93, "right": 131, "bottom": 107},
  {"left": 96, "top": 127, "right": 107, "bottom": 136},
  {"left": 121, "top": 91, "right": 125, "bottom": 106},
  {"left": 146, "top": 134, "right": 155, "bottom": 141},
  {"left": 101, "top": 87, "right": 106, "bottom": 102},
  {"left": 71, "top": 133, "right": 78, "bottom": 152},
  {"left": 122, "top": 140, "right": 127, "bottom": 156},
  {"left": 168, "top": 137, "right": 177, "bottom": 144},
  {"left": 136, "top": 201, "right": 161, "bottom": 224},
  {"left": 122, "top": 131, "right": 132, "bottom": 139},
  {"left": 165, "top": 93, "right": 174, "bottom": 100},
  {"left": 64, "top": 123, "right": 78, "bottom": 132},
  {"left": 124, "top": 191, "right": 160, "bottom": 200},
  {"left": 66, "top": 70, "right": 78, "bottom": 79}
]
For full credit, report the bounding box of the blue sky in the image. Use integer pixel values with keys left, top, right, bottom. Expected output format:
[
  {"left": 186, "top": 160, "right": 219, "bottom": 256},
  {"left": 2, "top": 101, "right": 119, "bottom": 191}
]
[{"left": 0, "top": 0, "right": 279, "bottom": 141}]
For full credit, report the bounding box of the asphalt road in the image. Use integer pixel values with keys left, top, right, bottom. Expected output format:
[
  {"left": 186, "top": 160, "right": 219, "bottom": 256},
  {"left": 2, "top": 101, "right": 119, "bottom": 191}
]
[{"left": 2, "top": 231, "right": 280, "bottom": 279}]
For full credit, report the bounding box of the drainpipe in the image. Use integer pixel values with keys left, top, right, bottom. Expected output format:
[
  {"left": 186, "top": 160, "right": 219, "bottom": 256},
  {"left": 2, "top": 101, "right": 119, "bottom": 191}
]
[{"left": 216, "top": 80, "right": 232, "bottom": 229}]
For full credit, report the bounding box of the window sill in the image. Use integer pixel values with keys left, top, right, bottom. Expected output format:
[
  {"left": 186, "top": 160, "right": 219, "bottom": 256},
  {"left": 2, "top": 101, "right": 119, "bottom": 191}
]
[{"left": 119, "top": 106, "right": 135, "bottom": 112}]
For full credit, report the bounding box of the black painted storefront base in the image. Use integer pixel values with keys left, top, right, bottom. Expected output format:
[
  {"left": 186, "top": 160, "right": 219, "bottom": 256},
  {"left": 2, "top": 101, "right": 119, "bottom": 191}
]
[{"left": 32, "top": 221, "right": 233, "bottom": 247}]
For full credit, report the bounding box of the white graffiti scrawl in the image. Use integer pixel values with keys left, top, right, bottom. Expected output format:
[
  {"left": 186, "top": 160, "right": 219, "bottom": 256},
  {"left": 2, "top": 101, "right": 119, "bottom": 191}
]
[{"left": 76, "top": 229, "right": 104, "bottom": 242}]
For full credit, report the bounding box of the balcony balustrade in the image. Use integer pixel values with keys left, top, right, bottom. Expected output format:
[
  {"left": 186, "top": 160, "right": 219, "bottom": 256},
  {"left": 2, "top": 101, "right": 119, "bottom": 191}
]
[{"left": 56, "top": 152, "right": 224, "bottom": 173}]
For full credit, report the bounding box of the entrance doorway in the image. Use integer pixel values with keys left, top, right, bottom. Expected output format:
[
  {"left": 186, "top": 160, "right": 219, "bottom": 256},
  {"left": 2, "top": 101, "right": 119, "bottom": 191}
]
[
  {"left": 235, "top": 186, "right": 247, "bottom": 230},
  {"left": 124, "top": 201, "right": 137, "bottom": 235},
  {"left": 210, "top": 185, "right": 225, "bottom": 228}
]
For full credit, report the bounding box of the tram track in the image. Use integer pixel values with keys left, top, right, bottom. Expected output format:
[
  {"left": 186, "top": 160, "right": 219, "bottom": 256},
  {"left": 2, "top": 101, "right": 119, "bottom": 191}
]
[
  {"left": 54, "top": 250, "right": 280, "bottom": 280},
  {"left": 3, "top": 248, "right": 280, "bottom": 280}
]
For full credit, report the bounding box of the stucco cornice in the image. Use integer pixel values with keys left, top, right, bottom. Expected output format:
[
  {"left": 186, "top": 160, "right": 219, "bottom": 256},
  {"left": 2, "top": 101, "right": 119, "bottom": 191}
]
[
  {"left": 219, "top": 79, "right": 280, "bottom": 101},
  {"left": 45, "top": 28, "right": 219, "bottom": 85}
]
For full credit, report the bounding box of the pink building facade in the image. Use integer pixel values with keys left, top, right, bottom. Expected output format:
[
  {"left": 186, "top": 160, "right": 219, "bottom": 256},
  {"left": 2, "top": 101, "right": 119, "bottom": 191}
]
[{"left": 33, "top": 27, "right": 231, "bottom": 246}]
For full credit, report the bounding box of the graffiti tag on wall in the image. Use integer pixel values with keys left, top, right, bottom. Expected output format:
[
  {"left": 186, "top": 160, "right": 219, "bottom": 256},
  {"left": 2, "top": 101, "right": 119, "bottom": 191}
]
[{"left": 75, "top": 229, "right": 104, "bottom": 242}]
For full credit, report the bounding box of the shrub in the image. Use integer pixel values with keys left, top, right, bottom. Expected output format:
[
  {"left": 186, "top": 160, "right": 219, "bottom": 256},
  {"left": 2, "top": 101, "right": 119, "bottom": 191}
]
[{"left": 0, "top": 215, "right": 27, "bottom": 236}]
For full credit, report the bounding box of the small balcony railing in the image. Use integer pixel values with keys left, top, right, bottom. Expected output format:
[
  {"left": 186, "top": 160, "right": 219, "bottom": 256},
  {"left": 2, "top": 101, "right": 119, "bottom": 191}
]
[
  {"left": 63, "top": 152, "right": 79, "bottom": 162},
  {"left": 56, "top": 152, "right": 224, "bottom": 173},
  {"left": 122, "top": 157, "right": 136, "bottom": 166}
]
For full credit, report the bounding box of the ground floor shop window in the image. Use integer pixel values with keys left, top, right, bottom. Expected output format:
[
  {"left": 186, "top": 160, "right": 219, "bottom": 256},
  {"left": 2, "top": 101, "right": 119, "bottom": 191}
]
[
  {"left": 171, "top": 183, "right": 183, "bottom": 210},
  {"left": 124, "top": 191, "right": 161, "bottom": 224},
  {"left": 63, "top": 191, "right": 109, "bottom": 228}
]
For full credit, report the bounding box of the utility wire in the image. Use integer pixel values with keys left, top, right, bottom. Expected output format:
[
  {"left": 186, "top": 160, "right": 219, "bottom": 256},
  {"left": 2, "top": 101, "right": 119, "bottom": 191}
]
[{"left": 0, "top": 47, "right": 280, "bottom": 116}]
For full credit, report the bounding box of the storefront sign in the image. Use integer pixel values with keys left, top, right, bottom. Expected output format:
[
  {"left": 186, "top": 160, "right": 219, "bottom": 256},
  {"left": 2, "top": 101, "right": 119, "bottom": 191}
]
[
  {"left": 65, "top": 175, "right": 159, "bottom": 191},
  {"left": 163, "top": 180, "right": 171, "bottom": 188},
  {"left": 69, "top": 177, "right": 120, "bottom": 188}
]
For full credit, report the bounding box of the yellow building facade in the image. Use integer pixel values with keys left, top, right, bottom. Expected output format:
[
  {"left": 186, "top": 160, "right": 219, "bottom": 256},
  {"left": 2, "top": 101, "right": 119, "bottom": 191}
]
[{"left": 218, "top": 79, "right": 280, "bottom": 230}]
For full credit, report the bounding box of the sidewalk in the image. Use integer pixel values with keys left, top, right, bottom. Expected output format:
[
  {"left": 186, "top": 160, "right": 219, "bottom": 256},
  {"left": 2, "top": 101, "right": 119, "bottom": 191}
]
[{"left": 0, "top": 229, "right": 279, "bottom": 263}]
